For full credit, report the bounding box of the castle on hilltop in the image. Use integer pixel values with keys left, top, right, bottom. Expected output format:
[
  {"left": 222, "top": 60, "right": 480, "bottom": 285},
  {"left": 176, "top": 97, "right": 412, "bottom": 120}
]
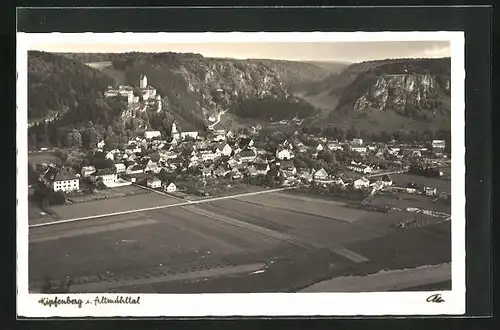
[{"left": 104, "top": 74, "right": 161, "bottom": 111}]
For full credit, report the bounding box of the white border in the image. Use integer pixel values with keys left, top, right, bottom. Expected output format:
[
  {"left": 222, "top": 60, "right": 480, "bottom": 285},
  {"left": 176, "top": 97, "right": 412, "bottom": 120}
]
[{"left": 16, "top": 32, "right": 465, "bottom": 317}]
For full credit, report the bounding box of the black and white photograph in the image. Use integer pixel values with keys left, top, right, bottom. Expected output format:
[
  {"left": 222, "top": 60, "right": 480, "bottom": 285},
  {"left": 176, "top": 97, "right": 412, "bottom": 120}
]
[{"left": 17, "top": 31, "right": 465, "bottom": 317}]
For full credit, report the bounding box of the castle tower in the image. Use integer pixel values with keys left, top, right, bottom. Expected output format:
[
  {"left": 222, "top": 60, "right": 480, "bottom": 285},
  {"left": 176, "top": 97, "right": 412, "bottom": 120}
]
[
  {"left": 139, "top": 74, "right": 148, "bottom": 89},
  {"left": 157, "top": 97, "right": 162, "bottom": 113}
]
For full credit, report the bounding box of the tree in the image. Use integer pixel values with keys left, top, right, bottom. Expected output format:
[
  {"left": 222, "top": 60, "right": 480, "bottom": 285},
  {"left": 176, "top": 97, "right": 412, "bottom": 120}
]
[
  {"left": 317, "top": 150, "right": 335, "bottom": 163},
  {"left": 105, "top": 126, "right": 114, "bottom": 139},
  {"left": 346, "top": 126, "right": 359, "bottom": 140},
  {"left": 104, "top": 135, "right": 117, "bottom": 150},
  {"left": 82, "top": 127, "right": 99, "bottom": 149}
]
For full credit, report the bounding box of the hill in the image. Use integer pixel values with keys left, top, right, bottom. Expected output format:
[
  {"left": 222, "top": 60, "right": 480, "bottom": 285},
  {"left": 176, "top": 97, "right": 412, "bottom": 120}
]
[
  {"left": 27, "top": 51, "right": 342, "bottom": 149},
  {"left": 28, "top": 51, "right": 115, "bottom": 122},
  {"left": 299, "top": 58, "right": 452, "bottom": 136}
]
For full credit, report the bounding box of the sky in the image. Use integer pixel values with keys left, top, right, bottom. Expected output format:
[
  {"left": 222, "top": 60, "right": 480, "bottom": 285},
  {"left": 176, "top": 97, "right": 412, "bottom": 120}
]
[{"left": 31, "top": 41, "right": 450, "bottom": 63}]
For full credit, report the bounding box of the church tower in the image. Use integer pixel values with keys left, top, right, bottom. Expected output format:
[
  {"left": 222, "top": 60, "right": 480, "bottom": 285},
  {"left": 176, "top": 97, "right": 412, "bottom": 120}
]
[{"left": 139, "top": 74, "right": 148, "bottom": 89}]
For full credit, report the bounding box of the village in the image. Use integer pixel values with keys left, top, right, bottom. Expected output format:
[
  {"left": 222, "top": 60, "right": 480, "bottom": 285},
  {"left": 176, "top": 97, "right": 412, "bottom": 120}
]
[
  {"left": 29, "top": 120, "right": 451, "bottom": 213},
  {"left": 28, "top": 75, "right": 451, "bottom": 220}
]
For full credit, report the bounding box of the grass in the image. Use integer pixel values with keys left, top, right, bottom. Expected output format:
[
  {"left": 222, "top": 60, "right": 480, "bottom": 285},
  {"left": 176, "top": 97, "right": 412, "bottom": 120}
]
[
  {"left": 68, "top": 185, "right": 148, "bottom": 203},
  {"left": 28, "top": 152, "right": 61, "bottom": 165},
  {"left": 30, "top": 192, "right": 180, "bottom": 224},
  {"left": 236, "top": 191, "right": 372, "bottom": 223}
]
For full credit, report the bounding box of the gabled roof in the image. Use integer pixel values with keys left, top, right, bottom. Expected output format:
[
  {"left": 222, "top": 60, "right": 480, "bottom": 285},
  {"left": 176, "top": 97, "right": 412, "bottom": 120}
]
[{"left": 45, "top": 167, "right": 77, "bottom": 182}]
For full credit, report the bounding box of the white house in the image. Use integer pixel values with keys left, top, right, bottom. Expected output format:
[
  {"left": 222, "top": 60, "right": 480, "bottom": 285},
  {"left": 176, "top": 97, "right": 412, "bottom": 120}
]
[
  {"left": 352, "top": 138, "right": 364, "bottom": 145},
  {"left": 316, "top": 143, "right": 324, "bottom": 152},
  {"left": 351, "top": 146, "right": 367, "bottom": 154},
  {"left": 44, "top": 167, "right": 80, "bottom": 192},
  {"left": 144, "top": 130, "right": 162, "bottom": 140},
  {"left": 81, "top": 166, "right": 96, "bottom": 177},
  {"left": 105, "top": 151, "right": 114, "bottom": 161},
  {"left": 313, "top": 168, "right": 329, "bottom": 180},
  {"left": 347, "top": 164, "right": 372, "bottom": 174},
  {"left": 276, "top": 148, "right": 293, "bottom": 160},
  {"left": 163, "top": 182, "right": 177, "bottom": 193},
  {"left": 353, "top": 177, "right": 370, "bottom": 189},
  {"left": 200, "top": 150, "right": 217, "bottom": 161},
  {"left": 181, "top": 131, "right": 199, "bottom": 139},
  {"left": 97, "top": 140, "right": 105, "bottom": 149},
  {"left": 425, "top": 186, "right": 437, "bottom": 196},
  {"left": 432, "top": 139, "right": 446, "bottom": 150},
  {"left": 115, "top": 163, "right": 126, "bottom": 173},
  {"left": 216, "top": 143, "right": 232, "bottom": 157},
  {"left": 147, "top": 177, "right": 162, "bottom": 189},
  {"left": 91, "top": 169, "right": 117, "bottom": 187},
  {"left": 327, "top": 143, "right": 343, "bottom": 151}
]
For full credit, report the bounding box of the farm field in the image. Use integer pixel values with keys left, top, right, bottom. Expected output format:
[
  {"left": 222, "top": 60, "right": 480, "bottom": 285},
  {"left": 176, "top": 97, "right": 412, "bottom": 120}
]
[
  {"left": 68, "top": 185, "right": 148, "bottom": 203},
  {"left": 29, "top": 191, "right": 452, "bottom": 293},
  {"left": 391, "top": 173, "right": 451, "bottom": 194},
  {"left": 235, "top": 191, "right": 371, "bottom": 223},
  {"left": 30, "top": 192, "right": 180, "bottom": 225}
]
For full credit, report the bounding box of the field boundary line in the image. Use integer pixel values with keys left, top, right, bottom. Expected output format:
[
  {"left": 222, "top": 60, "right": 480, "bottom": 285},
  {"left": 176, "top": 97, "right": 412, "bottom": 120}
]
[{"left": 29, "top": 186, "right": 298, "bottom": 228}]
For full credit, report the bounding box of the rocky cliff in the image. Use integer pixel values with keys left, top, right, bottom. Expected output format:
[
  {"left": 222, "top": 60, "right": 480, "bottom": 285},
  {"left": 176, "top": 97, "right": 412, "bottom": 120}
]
[
  {"left": 107, "top": 52, "right": 345, "bottom": 128},
  {"left": 332, "top": 58, "right": 451, "bottom": 118}
]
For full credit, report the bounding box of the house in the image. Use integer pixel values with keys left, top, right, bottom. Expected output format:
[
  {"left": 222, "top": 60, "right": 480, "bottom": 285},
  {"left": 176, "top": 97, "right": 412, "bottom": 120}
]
[
  {"left": 327, "top": 142, "right": 343, "bottom": 151},
  {"left": 352, "top": 138, "right": 364, "bottom": 145},
  {"left": 181, "top": 131, "right": 199, "bottom": 139},
  {"left": 144, "top": 130, "right": 162, "bottom": 140},
  {"left": 432, "top": 139, "right": 446, "bottom": 150},
  {"left": 44, "top": 167, "right": 80, "bottom": 192},
  {"left": 81, "top": 166, "right": 97, "bottom": 177},
  {"left": 105, "top": 151, "right": 114, "bottom": 161},
  {"left": 298, "top": 170, "right": 313, "bottom": 182},
  {"left": 239, "top": 149, "right": 257, "bottom": 162},
  {"left": 201, "top": 167, "right": 212, "bottom": 177},
  {"left": 425, "top": 186, "right": 437, "bottom": 196},
  {"left": 163, "top": 181, "right": 177, "bottom": 193},
  {"left": 276, "top": 148, "right": 293, "bottom": 160},
  {"left": 146, "top": 162, "right": 161, "bottom": 174},
  {"left": 351, "top": 145, "right": 367, "bottom": 154},
  {"left": 347, "top": 164, "right": 372, "bottom": 174},
  {"left": 313, "top": 168, "right": 329, "bottom": 180},
  {"left": 126, "top": 164, "right": 144, "bottom": 175},
  {"left": 199, "top": 150, "right": 217, "bottom": 161},
  {"left": 91, "top": 168, "right": 117, "bottom": 187},
  {"left": 115, "top": 163, "right": 126, "bottom": 173},
  {"left": 316, "top": 143, "right": 324, "bottom": 152},
  {"left": 147, "top": 177, "right": 162, "bottom": 189},
  {"left": 215, "top": 143, "right": 232, "bottom": 157},
  {"left": 353, "top": 177, "right": 370, "bottom": 189}
]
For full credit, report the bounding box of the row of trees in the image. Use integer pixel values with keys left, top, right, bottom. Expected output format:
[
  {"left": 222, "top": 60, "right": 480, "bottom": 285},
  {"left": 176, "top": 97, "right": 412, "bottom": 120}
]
[
  {"left": 232, "top": 96, "right": 320, "bottom": 121},
  {"left": 302, "top": 124, "right": 451, "bottom": 147}
]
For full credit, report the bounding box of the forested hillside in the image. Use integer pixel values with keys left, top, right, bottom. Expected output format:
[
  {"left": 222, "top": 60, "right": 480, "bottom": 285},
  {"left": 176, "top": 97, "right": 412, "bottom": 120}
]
[{"left": 28, "top": 51, "right": 115, "bottom": 121}]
